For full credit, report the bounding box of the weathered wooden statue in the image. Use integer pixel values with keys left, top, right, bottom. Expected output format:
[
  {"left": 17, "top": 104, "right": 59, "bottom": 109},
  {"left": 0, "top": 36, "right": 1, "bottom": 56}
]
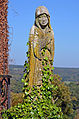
[{"left": 29, "top": 6, "right": 54, "bottom": 87}]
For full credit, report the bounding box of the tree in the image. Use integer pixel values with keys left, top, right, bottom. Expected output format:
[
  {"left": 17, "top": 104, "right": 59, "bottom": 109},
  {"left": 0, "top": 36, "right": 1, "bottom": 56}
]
[{"left": 51, "top": 74, "right": 73, "bottom": 119}]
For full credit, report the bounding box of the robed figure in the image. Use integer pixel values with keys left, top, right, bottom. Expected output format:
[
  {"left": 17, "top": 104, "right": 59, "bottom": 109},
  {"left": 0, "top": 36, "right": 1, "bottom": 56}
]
[{"left": 28, "top": 6, "right": 54, "bottom": 87}]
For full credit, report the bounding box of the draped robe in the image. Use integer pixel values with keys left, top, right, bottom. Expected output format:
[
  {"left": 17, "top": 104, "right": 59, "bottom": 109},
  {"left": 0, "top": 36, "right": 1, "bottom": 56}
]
[{"left": 29, "top": 25, "right": 54, "bottom": 87}]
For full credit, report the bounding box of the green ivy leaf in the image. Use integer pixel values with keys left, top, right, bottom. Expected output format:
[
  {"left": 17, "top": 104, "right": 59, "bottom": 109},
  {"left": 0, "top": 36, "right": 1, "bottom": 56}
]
[
  {"left": 26, "top": 41, "right": 29, "bottom": 46},
  {"left": 52, "top": 67, "right": 54, "bottom": 70},
  {"left": 44, "top": 57, "right": 48, "bottom": 62}
]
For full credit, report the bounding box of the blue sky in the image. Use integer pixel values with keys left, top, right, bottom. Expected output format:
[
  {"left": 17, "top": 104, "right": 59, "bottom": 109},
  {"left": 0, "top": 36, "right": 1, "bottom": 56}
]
[{"left": 8, "top": 0, "right": 79, "bottom": 68}]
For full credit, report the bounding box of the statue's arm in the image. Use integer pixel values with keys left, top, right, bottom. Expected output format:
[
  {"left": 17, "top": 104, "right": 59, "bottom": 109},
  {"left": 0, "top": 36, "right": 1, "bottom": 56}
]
[
  {"left": 29, "top": 26, "right": 42, "bottom": 60},
  {"left": 46, "top": 30, "right": 54, "bottom": 61},
  {"left": 29, "top": 34, "right": 34, "bottom": 62}
]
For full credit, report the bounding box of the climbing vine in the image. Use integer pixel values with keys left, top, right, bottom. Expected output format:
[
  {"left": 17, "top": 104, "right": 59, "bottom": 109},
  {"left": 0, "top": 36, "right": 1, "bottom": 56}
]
[{"left": 2, "top": 43, "right": 63, "bottom": 119}]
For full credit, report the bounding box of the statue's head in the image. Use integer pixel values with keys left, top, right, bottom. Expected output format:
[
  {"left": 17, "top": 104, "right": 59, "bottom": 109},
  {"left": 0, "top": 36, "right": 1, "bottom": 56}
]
[
  {"left": 35, "top": 6, "right": 51, "bottom": 29},
  {"left": 35, "top": 6, "right": 50, "bottom": 18}
]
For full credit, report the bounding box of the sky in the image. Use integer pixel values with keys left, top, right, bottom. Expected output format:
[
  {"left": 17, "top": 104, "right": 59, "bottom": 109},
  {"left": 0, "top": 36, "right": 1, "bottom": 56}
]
[{"left": 8, "top": 0, "right": 79, "bottom": 68}]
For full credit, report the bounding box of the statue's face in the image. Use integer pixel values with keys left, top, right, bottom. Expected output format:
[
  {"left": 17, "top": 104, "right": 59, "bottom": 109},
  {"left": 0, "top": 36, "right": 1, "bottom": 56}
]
[{"left": 38, "top": 14, "right": 48, "bottom": 27}]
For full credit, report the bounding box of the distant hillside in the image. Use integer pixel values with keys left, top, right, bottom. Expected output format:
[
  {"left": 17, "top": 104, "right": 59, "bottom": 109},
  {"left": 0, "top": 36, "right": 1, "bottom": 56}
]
[
  {"left": 9, "top": 65, "right": 24, "bottom": 69},
  {"left": 54, "top": 67, "right": 79, "bottom": 82},
  {"left": 9, "top": 65, "right": 24, "bottom": 93},
  {"left": 8, "top": 65, "right": 79, "bottom": 93}
]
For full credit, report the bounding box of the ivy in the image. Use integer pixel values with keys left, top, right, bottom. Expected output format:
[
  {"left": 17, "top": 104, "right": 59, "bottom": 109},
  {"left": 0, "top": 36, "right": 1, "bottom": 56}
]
[{"left": 2, "top": 43, "right": 63, "bottom": 119}]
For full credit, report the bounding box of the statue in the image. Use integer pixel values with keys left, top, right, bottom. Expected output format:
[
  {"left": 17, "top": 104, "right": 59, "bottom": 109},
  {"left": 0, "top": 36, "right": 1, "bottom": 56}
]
[{"left": 28, "top": 6, "right": 54, "bottom": 87}]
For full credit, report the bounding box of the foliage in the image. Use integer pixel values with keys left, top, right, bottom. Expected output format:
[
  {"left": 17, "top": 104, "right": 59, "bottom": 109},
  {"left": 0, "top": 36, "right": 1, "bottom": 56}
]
[
  {"left": 8, "top": 65, "right": 79, "bottom": 118},
  {"left": 8, "top": 76, "right": 74, "bottom": 118},
  {"left": 2, "top": 44, "right": 63, "bottom": 119},
  {"left": 66, "top": 82, "right": 79, "bottom": 110},
  {"left": 51, "top": 74, "right": 74, "bottom": 119},
  {"left": 65, "top": 82, "right": 79, "bottom": 118},
  {"left": 74, "top": 110, "right": 79, "bottom": 119},
  {"left": 10, "top": 92, "right": 23, "bottom": 107}
]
